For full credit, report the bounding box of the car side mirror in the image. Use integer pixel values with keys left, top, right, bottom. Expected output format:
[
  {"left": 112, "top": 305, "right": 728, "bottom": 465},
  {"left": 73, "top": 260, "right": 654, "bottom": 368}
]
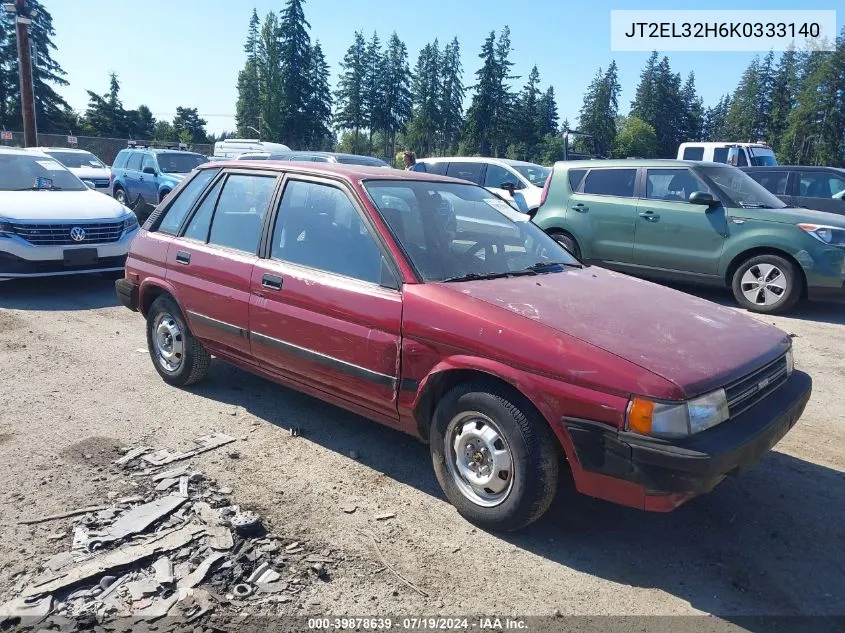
[
  {"left": 500, "top": 182, "right": 516, "bottom": 197},
  {"left": 143, "top": 166, "right": 157, "bottom": 175},
  {"left": 689, "top": 191, "right": 717, "bottom": 206},
  {"left": 81, "top": 180, "right": 96, "bottom": 189}
]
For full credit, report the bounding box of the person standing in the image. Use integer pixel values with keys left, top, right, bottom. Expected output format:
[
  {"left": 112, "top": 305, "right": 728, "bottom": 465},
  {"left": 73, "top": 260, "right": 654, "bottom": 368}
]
[{"left": 403, "top": 151, "right": 418, "bottom": 170}]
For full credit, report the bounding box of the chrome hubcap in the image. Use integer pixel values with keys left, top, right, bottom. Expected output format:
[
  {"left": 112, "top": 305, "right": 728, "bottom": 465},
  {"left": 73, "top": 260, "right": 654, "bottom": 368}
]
[
  {"left": 115, "top": 190, "right": 125, "bottom": 203},
  {"left": 153, "top": 313, "right": 184, "bottom": 372},
  {"left": 445, "top": 412, "right": 513, "bottom": 507},
  {"left": 740, "top": 264, "right": 787, "bottom": 306}
]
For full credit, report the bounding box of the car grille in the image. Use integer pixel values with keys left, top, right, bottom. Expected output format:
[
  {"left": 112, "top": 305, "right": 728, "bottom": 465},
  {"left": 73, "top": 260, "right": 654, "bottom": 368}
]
[
  {"left": 92, "top": 178, "right": 110, "bottom": 188},
  {"left": 725, "top": 354, "right": 789, "bottom": 417},
  {"left": 11, "top": 221, "right": 124, "bottom": 246}
]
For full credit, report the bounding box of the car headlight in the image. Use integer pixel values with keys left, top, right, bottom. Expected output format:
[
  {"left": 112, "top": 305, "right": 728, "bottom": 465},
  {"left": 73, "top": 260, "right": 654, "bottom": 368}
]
[
  {"left": 797, "top": 223, "right": 845, "bottom": 247},
  {"left": 627, "top": 389, "right": 730, "bottom": 438},
  {"left": 785, "top": 348, "right": 794, "bottom": 377},
  {"left": 123, "top": 213, "right": 139, "bottom": 232},
  {"left": 0, "top": 218, "right": 12, "bottom": 236}
]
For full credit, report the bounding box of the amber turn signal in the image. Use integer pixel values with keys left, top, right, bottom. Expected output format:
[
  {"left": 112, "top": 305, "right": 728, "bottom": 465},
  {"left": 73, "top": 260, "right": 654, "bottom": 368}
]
[{"left": 627, "top": 397, "right": 654, "bottom": 434}]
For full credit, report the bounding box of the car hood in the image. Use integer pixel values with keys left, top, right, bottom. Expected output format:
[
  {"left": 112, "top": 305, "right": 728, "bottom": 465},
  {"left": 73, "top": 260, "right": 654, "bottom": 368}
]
[
  {"left": 734, "top": 205, "right": 845, "bottom": 227},
  {"left": 443, "top": 266, "right": 790, "bottom": 398},
  {"left": 1, "top": 190, "right": 129, "bottom": 220},
  {"left": 67, "top": 166, "right": 111, "bottom": 180}
]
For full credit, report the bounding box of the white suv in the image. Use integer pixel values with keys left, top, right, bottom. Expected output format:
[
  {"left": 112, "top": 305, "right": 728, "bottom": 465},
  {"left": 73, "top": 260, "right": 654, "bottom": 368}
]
[
  {"left": 0, "top": 148, "right": 138, "bottom": 280},
  {"left": 31, "top": 147, "right": 112, "bottom": 193},
  {"left": 413, "top": 157, "right": 551, "bottom": 215}
]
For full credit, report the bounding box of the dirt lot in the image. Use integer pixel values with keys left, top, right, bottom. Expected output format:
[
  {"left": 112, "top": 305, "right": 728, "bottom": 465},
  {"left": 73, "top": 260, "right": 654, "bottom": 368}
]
[{"left": 1, "top": 276, "right": 844, "bottom": 625}]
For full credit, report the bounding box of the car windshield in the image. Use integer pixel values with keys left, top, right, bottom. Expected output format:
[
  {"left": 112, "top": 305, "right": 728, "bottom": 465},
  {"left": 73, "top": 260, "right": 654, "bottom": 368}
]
[
  {"left": 748, "top": 149, "right": 777, "bottom": 166},
  {"left": 363, "top": 180, "right": 579, "bottom": 282},
  {"left": 698, "top": 166, "right": 787, "bottom": 209},
  {"left": 512, "top": 164, "right": 551, "bottom": 187},
  {"left": 157, "top": 153, "right": 208, "bottom": 173},
  {"left": 45, "top": 150, "right": 106, "bottom": 169},
  {"left": 0, "top": 153, "right": 86, "bottom": 191},
  {"left": 336, "top": 156, "right": 390, "bottom": 167}
]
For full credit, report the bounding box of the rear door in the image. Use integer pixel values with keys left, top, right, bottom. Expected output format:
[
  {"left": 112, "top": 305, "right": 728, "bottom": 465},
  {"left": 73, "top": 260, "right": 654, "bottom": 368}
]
[
  {"left": 633, "top": 167, "right": 727, "bottom": 276},
  {"left": 166, "top": 169, "right": 279, "bottom": 361},
  {"left": 123, "top": 152, "right": 144, "bottom": 202},
  {"left": 795, "top": 170, "right": 845, "bottom": 215},
  {"left": 446, "top": 162, "right": 486, "bottom": 186},
  {"left": 249, "top": 176, "right": 403, "bottom": 420},
  {"left": 566, "top": 167, "right": 638, "bottom": 263},
  {"left": 139, "top": 153, "right": 159, "bottom": 204}
]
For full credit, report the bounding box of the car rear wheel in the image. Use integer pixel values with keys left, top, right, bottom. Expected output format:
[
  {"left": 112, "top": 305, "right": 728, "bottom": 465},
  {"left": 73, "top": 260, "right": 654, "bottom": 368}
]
[
  {"left": 548, "top": 230, "right": 581, "bottom": 259},
  {"left": 430, "top": 382, "right": 558, "bottom": 531},
  {"left": 146, "top": 295, "right": 211, "bottom": 386},
  {"left": 731, "top": 254, "right": 802, "bottom": 314},
  {"left": 113, "top": 186, "right": 126, "bottom": 205}
]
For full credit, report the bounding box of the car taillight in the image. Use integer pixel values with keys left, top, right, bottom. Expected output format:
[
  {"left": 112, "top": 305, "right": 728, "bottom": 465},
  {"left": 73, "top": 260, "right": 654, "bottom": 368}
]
[{"left": 539, "top": 172, "right": 552, "bottom": 207}]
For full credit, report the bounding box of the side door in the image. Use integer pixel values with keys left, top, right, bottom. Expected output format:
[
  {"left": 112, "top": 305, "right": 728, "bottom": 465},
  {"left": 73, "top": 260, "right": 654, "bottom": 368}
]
[
  {"left": 166, "top": 169, "right": 279, "bottom": 361},
  {"left": 249, "top": 176, "right": 403, "bottom": 421},
  {"left": 745, "top": 170, "right": 792, "bottom": 206},
  {"left": 795, "top": 170, "right": 845, "bottom": 215},
  {"left": 446, "top": 162, "right": 486, "bottom": 187},
  {"left": 633, "top": 167, "right": 727, "bottom": 276},
  {"left": 483, "top": 163, "right": 528, "bottom": 212},
  {"left": 123, "top": 152, "right": 144, "bottom": 202},
  {"left": 566, "top": 167, "right": 638, "bottom": 263},
  {"left": 139, "top": 153, "right": 160, "bottom": 204}
]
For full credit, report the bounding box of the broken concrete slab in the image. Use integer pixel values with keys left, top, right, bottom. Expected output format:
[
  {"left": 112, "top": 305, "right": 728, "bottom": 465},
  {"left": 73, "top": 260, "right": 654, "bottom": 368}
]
[
  {"left": 141, "top": 433, "right": 236, "bottom": 467},
  {"left": 154, "top": 478, "right": 178, "bottom": 492},
  {"left": 106, "top": 495, "right": 187, "bottom": 541},
  {"left": 152, "top": 557, "right": 173, "bottom": 585},
  {"left": 151, "top": 466, "right": 190, "bottom": 482},
  {"left": 178, "top": 552, "right": 226, "bottom": 589},
  {"left": 178, "top": 475, "right": 190, "bottom": 498},
  {"left": 0, "top": 594, "right": 53, "bottom": 627},
  {"left": 125, "top": 580, "right": 159, "bottom": 601},
  {"left": 19, "top": 505, "right": 111, "bottom": 525},
  {"left": 114, "top": 447, "right": 153, "bottom": 466},
  {"left": 193, "top": 502, "right": 234, "bottom": 551}
]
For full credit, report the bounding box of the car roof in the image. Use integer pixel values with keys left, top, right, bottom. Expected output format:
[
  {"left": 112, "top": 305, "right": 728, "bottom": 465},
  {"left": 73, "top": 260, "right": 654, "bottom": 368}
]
[
  {"left": 418, "top": 156, "right": 545, "bottom": 168},
  {"left": 120, "top": 147, "right": 205, "bottom": 156},
  {"left": 553, "top": 159, "right": 724, "bottom": 168},
  {"left": 36, "top": 147, "right": 92, "bottom": 153},
  {"left": 0, "top": 146, "right": 45, "bottom": 156},
  {"left": 741, "top": 165, "right": 845, "bottom": 172},
  {"left": 198, "top": 160, "right": 467, "bottom": 183}
]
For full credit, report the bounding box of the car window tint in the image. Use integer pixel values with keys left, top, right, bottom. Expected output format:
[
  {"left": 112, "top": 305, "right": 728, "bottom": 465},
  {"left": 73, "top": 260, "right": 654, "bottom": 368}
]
[
  {"left": 568, "top": 169, "right": 587, "bottom": 191},
  {"left": 410, "top": 163, "right": 428, "bottom": 173},
  {"left": 424, "top": 162, "right": 448, "bottom": 176},
  {"left": 582, "top": 169, "right": 636, "bottom": 197},
  {"left": 141, "top": 154, "right": 156, "bottom": 172},
  {"left": 800, "top": 172, "right": 845, "bottom": 199},
  {"left": 713, "top": 148, "right": 728, "bottom": 163},
  {"left": 682, "top": 147, "right": 704, "bottom": 161},
  {"left": 158, "top": 169, "right": 220, "bottom": 235},
  {"left": 484, "top": 164, "right": 516, "bottom": 189},
  {"left": 207, "top": 174, "right": 276, "bottom": 253},
  {"left": 645, "top": 169, "right": 711, "bottom": 202},
  {"left": 747, "top": 171, "right": 789, "bottom": 196},
  {"left": 112, "top": 151, "right": 129, "bottom": 169},
  {"left": 126, "top": 153, "right": 143, "bottom": 171},
  {"left": 446, "top": 162, "right": 485, "bottom": 185},
  {"left": 183, "top": 178, "right": 223, "bottom": 242},
  {"left": 271, "top": 180, "right": 384, "bottom": 284}
]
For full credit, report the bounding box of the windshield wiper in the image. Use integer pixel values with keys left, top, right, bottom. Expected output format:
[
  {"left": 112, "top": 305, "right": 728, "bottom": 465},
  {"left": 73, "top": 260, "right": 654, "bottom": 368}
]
[
  {"left": 13, "top": 185, "right": 64, "bottom": 191},
  {"left": 526, "top": 261, "right": 582, "bottom": 271},
  {"left": 441, "top": 270, "right": 537, "bottom": 283},
  {"left": 737, "top": 201, "right": 772, "bottom": 209}
]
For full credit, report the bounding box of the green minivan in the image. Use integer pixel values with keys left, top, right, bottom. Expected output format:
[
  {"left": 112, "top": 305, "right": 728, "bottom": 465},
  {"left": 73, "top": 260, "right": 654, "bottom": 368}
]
[{"left": 533, "top": 159, "right": 845, "bottom": 313}]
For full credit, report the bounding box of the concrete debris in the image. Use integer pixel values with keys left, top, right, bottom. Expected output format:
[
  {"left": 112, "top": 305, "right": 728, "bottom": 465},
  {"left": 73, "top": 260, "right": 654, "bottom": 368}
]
[
  {"left": 375, "top": 512, "right": 396, "bottom": 521},
  {"left": 341, "top": 505, "right": 357, "bottom": 514},
  {"left": 2, "top": 430, "right": 336, "bottom": 630}
]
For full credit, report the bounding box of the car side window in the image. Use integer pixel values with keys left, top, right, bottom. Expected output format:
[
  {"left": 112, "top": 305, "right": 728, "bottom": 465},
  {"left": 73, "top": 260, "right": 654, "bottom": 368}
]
[
  {"left": 568, "top": 169, "right": 587, "bottom": 191},
  {"left": 747, "top": 171, "right": 789, "bottom": 196},
  {"left": 645, "top": 169, "right": 711, "bottom": 202},
  {"left": 141, "top": 154, "right": 156, "bottom": 173},
  {"left": 484, "top": 164, "right": 516, "bottom": 189},
  {"left": 208, "top": 174, "right": 277, "bottom": 253},
  {"left": 271, "top": 180, "right": 384, "bottom": 285},
  {"left": 446, "top": 162, "right": 485, "bottom": 185},
  {"left": 713, "top": 148, "right": 728, "bottom": 163},
  {"left": 113, "top": 151, "right": 129, "bottom": 169},
  {"left": 183, "top": 178, "right": 224, "bottom": 242},
  {"left": 158, "top": 169, "right": 219, "bottom": 235},
  {"left": 682, "top": 147, "right": 704, "bottom": 161},
  {"left": 424, "top": 162, "right": 448, "bottom": 176},
  {"left": 800, "top": 172, "right": 845, "bottom": 199},
  {"left": 582, "top": 169, "right": 637, "bottom": 198},
  {"left": 126, "top": 152, "right": 143, "bottom": 171}
]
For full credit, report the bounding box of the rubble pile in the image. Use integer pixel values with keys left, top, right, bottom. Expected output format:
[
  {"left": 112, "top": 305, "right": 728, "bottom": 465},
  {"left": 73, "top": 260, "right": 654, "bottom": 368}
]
[{"left": 0, "top": 433, "right": 336, "bottom": 631}]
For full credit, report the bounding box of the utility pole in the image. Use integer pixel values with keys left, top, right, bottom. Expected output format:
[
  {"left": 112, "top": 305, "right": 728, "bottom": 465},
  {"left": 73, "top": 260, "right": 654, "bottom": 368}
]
[{"left": 5, "top": 0, "right": 37, "bottom": 146}]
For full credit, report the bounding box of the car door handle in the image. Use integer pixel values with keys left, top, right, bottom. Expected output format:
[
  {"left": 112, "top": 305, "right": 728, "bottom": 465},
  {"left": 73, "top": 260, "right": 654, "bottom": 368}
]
[
  {"left": 175, "top": 251, "right": 191, "bottom": 265},
  {"left": 573, "top": 203, "right": 589, "bottom": 212},
  {"left": 261, "top": 273, "right": 283, "bottom": 290},
  {"left": 639, "top": 212, "right": 660, "bottom": 221}
]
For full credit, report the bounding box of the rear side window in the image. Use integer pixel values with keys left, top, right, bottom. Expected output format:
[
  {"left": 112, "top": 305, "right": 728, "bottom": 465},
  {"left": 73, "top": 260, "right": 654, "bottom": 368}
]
[
  {"left": 208, "top": 174, "right": 277, "bottom": 253},
  {"left": 582, "top": 169, "right": 637, "bottom": 197},
  {"left": 126, "top": 152, "right": 143, "bottom": 171},
  {"left": 158, "top": 169, "right": 219, "bottom": 235},
  {"left": 568, "top": 169, "right": 587, "bottom": 191},
  {"left": 112, "top": 150, "right": 129, "bottom": 169},
  {"left": 446, "top": 162, "right": 485, "bottom": 185},
  {"left": 682, "top": 146, "right": 704, "bottom": 161},
  {"left": 713, "top": 148, "right": 728, "bottom": 163},
  {"left": 747, "top": 171, "right": 789, "bottom": 196}
]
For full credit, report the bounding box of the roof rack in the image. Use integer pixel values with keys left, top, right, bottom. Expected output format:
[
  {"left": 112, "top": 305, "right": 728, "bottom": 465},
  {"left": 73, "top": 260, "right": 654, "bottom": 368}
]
[{"left": 127, "top": 140, "right": 150, "bottom": 148}]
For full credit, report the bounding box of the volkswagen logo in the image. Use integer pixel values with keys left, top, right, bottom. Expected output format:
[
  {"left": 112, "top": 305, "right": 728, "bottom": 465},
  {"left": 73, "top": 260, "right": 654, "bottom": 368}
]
[{"left": 69, "top": 227, "right": 86, "bottom": 242}]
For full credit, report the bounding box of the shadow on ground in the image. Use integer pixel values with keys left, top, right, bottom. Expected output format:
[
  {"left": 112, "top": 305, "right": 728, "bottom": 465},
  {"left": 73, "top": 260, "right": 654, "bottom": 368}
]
[
  {"left": 190, "top": 360, "right": 845, "bottom": 623},
  {"left": 0, "top": 275, "right": 119, "bottom": 311}
]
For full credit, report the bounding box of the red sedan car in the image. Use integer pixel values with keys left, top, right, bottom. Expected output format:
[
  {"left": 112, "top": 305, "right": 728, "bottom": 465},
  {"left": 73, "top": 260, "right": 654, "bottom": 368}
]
[{"left": 117, "top": 161, "right": 811, "bottom": 531}]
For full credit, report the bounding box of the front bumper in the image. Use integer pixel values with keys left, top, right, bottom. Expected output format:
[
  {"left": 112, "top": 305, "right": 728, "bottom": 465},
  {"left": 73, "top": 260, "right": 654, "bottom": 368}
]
[{"left": 564, "top": 370, "right": 811, "bottom": 508}]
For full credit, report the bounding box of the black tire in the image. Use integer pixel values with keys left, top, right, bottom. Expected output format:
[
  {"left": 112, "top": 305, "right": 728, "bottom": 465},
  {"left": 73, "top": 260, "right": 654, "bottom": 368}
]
[
  {"left": 159, "top": 190, "right": 170, "bottom": 204},
  {"left": 430, "top": 381, "right": 559, "bottom": 532},
  {"left": 113, "top": 186, "right": 127, "bottom": 205},
  {"left": 548, "top": 230, "right": 581, "bottom": 259},
  {"left": 731, "top": 253, "right": 802, "bottom": 314},
  {"left": 146, "top": 295, "right": 211, "bottom": 386}
]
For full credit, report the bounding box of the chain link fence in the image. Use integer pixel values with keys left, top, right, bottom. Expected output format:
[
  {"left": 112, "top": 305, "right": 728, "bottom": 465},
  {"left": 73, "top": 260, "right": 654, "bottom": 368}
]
[{"left": 0, "top": 131, "right": 212, "bottom": 165}]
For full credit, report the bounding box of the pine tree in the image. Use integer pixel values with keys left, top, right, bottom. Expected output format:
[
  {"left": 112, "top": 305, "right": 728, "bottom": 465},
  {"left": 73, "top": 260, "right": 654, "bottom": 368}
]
[
  {"left": 278, "top": 0, "right": 311, "bottom": 148},
  {"left": 256, "top": 12, "right": 284, "bottom": 142},
  {"left": 577, "top": 61, "right": 620, "bottom": 157},
  {"left": 537, "top": 86, "right": 559, "bottom": 137},
  {"left": 631, "top": 53, "right": 685, "bottom": 157},
  {"left": 130, "top": 105, "right": 156, "bottom": 139},
  {"left": 462, "top": 32, "right": 497, "bottom": 155},
  {"left": 305, "top": 41, "right": 333, "bottom": 150},
  {"left": 768, "top": 45, "right": 800, "bottom": 155},
  {"left": 363, "top": 32, "right": 384, "bottom": 147},
  {"left": 702, "top": 95, "right": 731, "bottom": 141},
  {"left": 407, "top": 41, "right": 441, "bottom": 156},
  {"left": 725, "top": 56, "right": 764, "bottom": 141},
  {"left": 381, "top": 32, "right": 412, "bottom": 158},
  {"left": 513, "top": 65, "right": 542, "bottom": 160},
  {"left": 334, "top": 31, "right": 368, "bottom": 153},
  {"left": 438, "top": 37, "right": 464, "bottom": 155},
  {"left": 630, "top": 52, "right": 660, "bottom": 129},
  {"left": 757, "top": 50, "right": 775, "bottom": 141},
  {"left": 172, "top": 107, "right": 208, "bottom": 144},
  {"left": 236, "top": 9, "right": 262, "bottom": 137},
  {"left": 680, "top": 72, "right": 703, "bottom": 142},
  {"left": 82, "top": 73, "right": 127, "bottom": 137},
  {"left": 491, "top": 27, "right": 517, "bottom": 157}
]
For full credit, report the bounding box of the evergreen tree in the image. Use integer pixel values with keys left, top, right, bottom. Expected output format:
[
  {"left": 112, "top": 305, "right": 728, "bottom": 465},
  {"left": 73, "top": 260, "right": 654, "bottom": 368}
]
[
  {"left": 0, "top": 15, "right": 11, "bottom": 128},
  {"left": 491, "top": 26, "right": 517, "bottom": 156},
  {"left": 577, "top": 61, "right": 620, "bottom": 157},
  {"left": 305, "top": 41, "right": 333, "bottom": 150},
  {"left": 407, "top": 41, "right": 441, "bottom": 156},
  {"left": 82, "top": 73, "right": 127, "bottom": 137},
  {"left": 129, "top": 105, "right": 156, "bottom": 139},
  {"left": 630, "top": 52, "right": 685, "bottom": 157},
  {"left": 363, "top": 32, "right": 384, "bottom": 146},
  {"left": 768, "top": 45, "right": 800, "bottom": 154},
  {"left": 512, "top": 65, "right": 542, "bottom": 160},
  {"left": 380, "top": 32, "right": 412, "bottom": 158},
  {"left": 614, "top": 115, "right": 658, "bottom": 158},
  {"left": 154, "top": 120, "right": 176, "bottom": 142},
  {"left": 172, "top": 107, "right": 209, "bottom": 144},
  {"left": 334, "top": 31, "right": 368, "bottom": 153},
  {"left": 757, "top": 50, "right": 775, "bottom": 140},
  {"left": 256, "top": 12, "right": 284, "bottom": 142},
  {"left": 438, "top": 37, "right": 464, "bottom": 155},
  {"left": 702, "top": 94, "right": 731, "bottom": 141},
  {"left": 537, "top": 86, "right": 559, "bottom": 137},
  {"left": 278, "top": 0, "right": 311, "bottom": 148},
  {"left": 680, "top": 72, "right": 703, "bottom": 142},
  {"left": 725, "top": 56, "right": 764, "bottom": 141},
  {"left": 235, "top": 9, "right": 261, "bottom": 137}
]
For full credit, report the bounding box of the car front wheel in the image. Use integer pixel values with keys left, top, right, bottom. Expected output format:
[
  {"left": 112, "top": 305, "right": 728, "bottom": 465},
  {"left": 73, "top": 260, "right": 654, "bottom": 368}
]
[
  {"left": 731, "top": 254, "right": 803, "bottom": 314},
  {"left": 548, "top": 230, "right": 581, "bottom": 259},
  {"left": 146, "top": 295, "right": 211, "bottom": 386},
  {"left": 430, "top": 382, "right": 559, "bottom": 531},
  {"left": 113, "top": 186, "right": 126, "bottom": 205}
]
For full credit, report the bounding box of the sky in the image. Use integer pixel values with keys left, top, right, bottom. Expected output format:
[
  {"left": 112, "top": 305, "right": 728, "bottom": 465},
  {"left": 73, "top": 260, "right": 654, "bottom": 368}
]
[{"left": 46, "top": 0, "right": 843, "bottom": 137}]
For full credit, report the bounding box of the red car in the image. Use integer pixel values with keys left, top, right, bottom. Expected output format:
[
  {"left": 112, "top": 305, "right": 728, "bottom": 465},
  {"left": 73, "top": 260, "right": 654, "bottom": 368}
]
[{"left": 117, "top": 161, "right": 812, "bottom": 531}]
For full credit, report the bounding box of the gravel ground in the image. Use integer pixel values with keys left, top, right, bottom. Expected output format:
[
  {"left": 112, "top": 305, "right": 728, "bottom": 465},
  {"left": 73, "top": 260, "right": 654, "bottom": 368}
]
[{"left": 1, "top": 276, "right": 843, "bottom": 625}]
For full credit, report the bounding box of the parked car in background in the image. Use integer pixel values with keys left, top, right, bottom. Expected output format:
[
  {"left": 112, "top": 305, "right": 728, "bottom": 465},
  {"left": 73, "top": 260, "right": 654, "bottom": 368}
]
[
  {"left": 678, "top": 142, "right": 778, "bottom": 166},
  {"left": 212, "top": 138, "right": 291, "bottom": 159},
  {"left": 117, "top": 160, "right": 810, "bottom": 531},
  {"left": 31, "top": 147, "right": 111, "bottom": 193},
  {"left": 742, "top": 166, "right": 845, "bottom": 216},
  {"left": 238, "top": 150, "right": 392, "bottom": 168},
  {"left": 234, "top": 152, "right": 272, "bottom": 161},
  {"left": 0, "top": 147, "right": 138, "bottom": 280},
  {"left": 534, "top": 159, "right": 845, "bottom": 313},
  {"left": 111, "top": 145, "right": 207, "bottom": 222},
  {"left": 412, "top": 157, "right": 550, "bottom": 215}
]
